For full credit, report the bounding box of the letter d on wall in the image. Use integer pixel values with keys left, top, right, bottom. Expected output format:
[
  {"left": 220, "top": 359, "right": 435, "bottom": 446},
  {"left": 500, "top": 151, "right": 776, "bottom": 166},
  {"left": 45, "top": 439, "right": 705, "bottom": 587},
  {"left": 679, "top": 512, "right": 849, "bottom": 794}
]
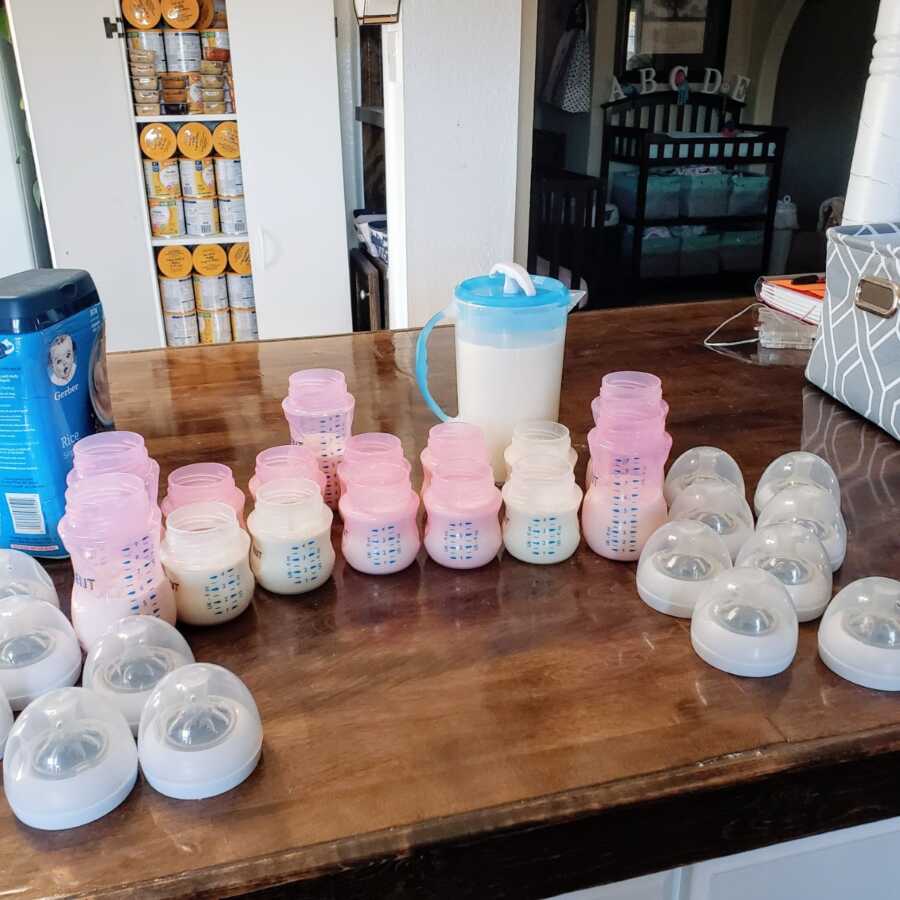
[{"left": 702, "top": 68, "right": 723, "bottom": 94}]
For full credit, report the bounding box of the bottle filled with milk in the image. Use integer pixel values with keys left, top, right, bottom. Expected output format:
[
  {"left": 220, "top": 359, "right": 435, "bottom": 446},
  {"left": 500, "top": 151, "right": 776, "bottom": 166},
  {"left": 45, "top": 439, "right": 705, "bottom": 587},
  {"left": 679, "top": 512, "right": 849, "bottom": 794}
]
[{"left": 415, "top": 263, "right": 575, "bottom": 481}]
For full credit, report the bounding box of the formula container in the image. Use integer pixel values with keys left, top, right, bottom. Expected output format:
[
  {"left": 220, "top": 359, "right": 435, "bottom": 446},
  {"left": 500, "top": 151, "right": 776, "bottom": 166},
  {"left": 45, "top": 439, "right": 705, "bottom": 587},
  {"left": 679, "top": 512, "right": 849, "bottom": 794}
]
[
  {"left": 163, "top": 30, "right": 201, "bottom": 71},
  {"left": 126, "top": 29, "right": 166, "bottom": 71},
  {"left": 212, "top": 121, "right": 239, "bottom": 158},
  {"left": 213, "top": 156, "right": 243, "bottom": 197},
  {"left": 159, "top": 276, "right": 195, "bottom": 313},
  {"left": 423, "top": 459, "right": 502, "bottom": 569},
  {"left": 228, "top": 241, "right": 251, "bottom": 274},
  {"left": 226, "top": 271, "right": 254, "bottom": 307},
  {"left": 192, "top": 242, "right": 226, "bottom": 276},
  {"left": 420, "top": 421, "right": 490, "bottom": 494},
  {"left": 218, "top": 195, "right": 247, "bottom": 235},
  {"left": 415, "top": 263, "right": 575, "bottom": 479},
  {"left": 142, "top": 158, "right": 180, "bottom": 200},
  {"left": 123, "top": 0, "right": 162, "bottom": 30},
  {"left": 176, "top": 121, "right": 213, "bottom": 160},
  {"left": 163, "top": 311, "right": 199, "bottom": 347},
  {"left": 161, "top": 462, "right": 246, "bottom": 525},
  {"left": 148, "top": 196, "right": 185, "bottom": 238},
  {"left": 339, "top": 462, "right": 420, "bottom": 575},
  {"left": 59, "top": 473, "right": 175, "bottom": 649},
  {"left": 183, "top": 196, "right": 219, "bottom": 237},
  {"left": 67, "top": 431, "right": 160, "bottom": 505},
  {"left": 193, "top": 272, "right": 227, "bottom": 310},
  {"left": 201, "top": 28, "right": 230, "bottom": 61},
  {"left": 197, "top": 0, "right": 215, "bottom": 29},
  {"left": 162, "top": 0, "right": 200, "bottom": 29},
  {"left": 160, "top": 501, "right": 253, "bottom": 626},
  {"left": 229, "top": 307, "right": 257, "bottom": 342},
  {"left": 199, "top": 308, "right": 231, "bottom": 344},
  {"left": 502, "top": 454, "right": 583, "bottom": 564},
  {"left": 139, "top": 122, "right": 177, "bottom": 161},
  {"left": 247, "top": 478, "right": 335, "bottom": 595},
  {"left": 178, "top": 156, "right": 215, "bottom": 198},
  {"left": 0, "top": 270, "right": 112, "bottom": 558}
]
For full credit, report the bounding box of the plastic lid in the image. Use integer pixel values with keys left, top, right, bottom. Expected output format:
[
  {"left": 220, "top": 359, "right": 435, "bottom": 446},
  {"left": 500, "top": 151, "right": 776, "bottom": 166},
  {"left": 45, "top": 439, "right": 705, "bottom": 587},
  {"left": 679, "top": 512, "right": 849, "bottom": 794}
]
[
  {"left": 735, "top": 523, "right": 832, "bottom": 622},
  {"left": 161, "top": 0, "right": 199, "bottom": 29},
  {"left": 664, "top": 446, "right": 745, "bottom": 506},
  {"left": 138, "top": 663, "right": 262, "bottom": 799},
  {"left": 754, "top": 451, "right": 841, "bottom": 515},
  {"left": 691, "top": 568, "right": 798, "bottom": 677},
  {"left": 228, "top": 242, "right": 252, "bottom": 275},
  {"left": 82, "top": 617, "right": 195, "bottom": 733},
  {"left": 455, "top": 266, "right": 568, "bottom": 309},
  {"left": 756, "top": 484, "right": 847, "bottom": 572},
  {"left": 213, "top": 121, "right": 240, "bottom": 158},
  {"left": 0, "top": 684, "right": 12, "bottom": 760},
  {"left": 818, "top": 577, "right": 900, "bottom": 691},
  {"left": 3, "top": 688, "right": 137, "bottom": 830},
  {"left": 123, "top": 0, "right": 161, "bottom": 29},
  {"left": 668, "top": 480, "right": 754, "bottom": 562},
  {"left": 0, "top": 268, "right": 100, "bottom": 335},
  {"left": 139, "top": 122, "right": 177, "bottom": 161},
  {"left": 197, "top": 0, "right": 215, "bottom": 29},
  {"left": 177, "top": 122, "right": 214, "bottom": 160},
  {"left": 192, "top": 243, "right": 227, "bottom": 276},
  {"left": 636, "top": 520, "right": 733, "bottom": 618},
  {"left": 0, "top": 549, "right": 58, "bottom": 607},
  {"left": 157, "top": 244, "right": 193, "bottom": 278},
  {"left": 0, "top": 595, "right": 82, "bottom": 711}
]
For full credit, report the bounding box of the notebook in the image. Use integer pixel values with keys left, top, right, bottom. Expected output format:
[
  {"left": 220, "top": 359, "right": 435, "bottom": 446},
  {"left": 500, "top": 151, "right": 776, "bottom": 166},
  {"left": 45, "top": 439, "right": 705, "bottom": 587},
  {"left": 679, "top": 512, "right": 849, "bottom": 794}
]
[{"left": 755, "top": 274, "right": 826, "bottom": 325}]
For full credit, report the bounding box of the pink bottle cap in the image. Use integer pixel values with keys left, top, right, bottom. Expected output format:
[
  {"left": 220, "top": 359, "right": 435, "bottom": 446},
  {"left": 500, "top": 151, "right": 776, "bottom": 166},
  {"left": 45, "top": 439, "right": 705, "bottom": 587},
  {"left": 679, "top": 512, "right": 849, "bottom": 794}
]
[
  {"left": 160, "top": 463, "right": 246, "bottom": 523},
  {"left": 341, "top": 461, "right": 417, "bottom": 514},
  {"left": 248, "top": 445, "right": 326, "bottom": 498},
  {"left": 60, "top": 473, "right": 152, "bottom": 544},
  {"left": 426, "top": 458, "right": 499, "bottom": 512},
  {"left": 425, "top": 421, "right": 488, "bottom": 462},
  {"left": 68, "top": 432, "right": 160, "bottom": 502},
  {"left": 282, "top": 369, "right": 354, "bottom": 417}
]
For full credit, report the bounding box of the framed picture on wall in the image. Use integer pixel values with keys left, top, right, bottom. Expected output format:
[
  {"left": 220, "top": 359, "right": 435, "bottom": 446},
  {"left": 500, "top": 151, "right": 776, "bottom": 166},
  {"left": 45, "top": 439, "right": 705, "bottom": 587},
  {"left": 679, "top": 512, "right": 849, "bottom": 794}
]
[{"left": 615, "top": 0, "right": 731, "bottom": 82}]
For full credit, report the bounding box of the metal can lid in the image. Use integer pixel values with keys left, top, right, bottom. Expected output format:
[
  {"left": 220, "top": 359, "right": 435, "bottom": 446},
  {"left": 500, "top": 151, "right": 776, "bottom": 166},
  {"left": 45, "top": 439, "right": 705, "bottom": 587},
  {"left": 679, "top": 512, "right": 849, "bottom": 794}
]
[
  {"left": 177, "top": 122, "right": 214, "bottom": 160},
  {"left": 139, "top": 122, "right": 177, "bottom": 160},
  {"left": 161, "top": 0, "right": 200, "bottom": 30},
  {"left": 192, "top": 244, "right": 227, "bottom": 276},
  {"left": 157, "top": 245, "right": 193, "bottom": 278},
  {"left": 212, "top": 121, "right": 240, "bottom": 158},
  {"left": 227, "top": 243, "right": 252, "bottom": 275},
  {"left": 123, "top": 0, "right": 162, "bottom": 29}
]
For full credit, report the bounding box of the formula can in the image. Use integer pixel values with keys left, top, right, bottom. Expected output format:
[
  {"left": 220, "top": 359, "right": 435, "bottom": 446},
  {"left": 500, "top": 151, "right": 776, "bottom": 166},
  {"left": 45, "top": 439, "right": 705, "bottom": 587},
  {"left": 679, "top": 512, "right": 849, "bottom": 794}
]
[
  {"left": 198, "top": 308, "right": 232, "bottom": 344},
  {"left": 139, "top": 122, "right": 177, "bottom": 160},
  {"left": 126, "top": 29, "right": 167, "bottom": 72},
  {"left": 176, "top": 121, "right": 213, "bottom": 160},
  {"left": 143, "top": 157, "right": 181, "bottom": 199},
  {"left": 164, "top": 311, "right": 200, "bottom": 346},
  {"left": 213, "top": 156, "right": 243, "bottom": 197},
  {"left": 148, "top": 196, "right": 185, "bottom": 237},
  {"left": 162, "top": 0, "right": 200, "bottom": 30},
  {"left": 178, "top": 156, "right": 215, "bottom": 198},
  {"left": 163, "top": 30, "right": 201, "bottom": 72},
  {"left": 201, "top": 29, "right": 229, "bottom": 61},
  {"left": 230, "top": 306, "right": 258, "bottom": 342},
  {"left": 212, "top": 121, "right": 239, "bottom": 158},
  {"left": 227, "top": 241, "right": 252, "bottom": 275},
  {"left": 123, "top": 0, "right": 161, "bottom": 30},
  {"left": 197, "top": 0, "right": 214, "bottom": 29},
  {"left": 218, "top": 195, "right": 246, "bottom": 235},
  {"left": 192, "top": 243, "right": 227, "bottom": 276},
  {"left": 183, "top": 196, "right": 219, "bottom": 237},
  {"left": 157, "top": 244, "right": 193, "bottom": 278},
  {"left": 159, "top": 276, "right": 196, "bottom": 313},
  {"left": 226, "top": 271, "right": 254, "bottom": 308},
  {"left": 193, "top": 272, "right": 228, "bottom": 310}
]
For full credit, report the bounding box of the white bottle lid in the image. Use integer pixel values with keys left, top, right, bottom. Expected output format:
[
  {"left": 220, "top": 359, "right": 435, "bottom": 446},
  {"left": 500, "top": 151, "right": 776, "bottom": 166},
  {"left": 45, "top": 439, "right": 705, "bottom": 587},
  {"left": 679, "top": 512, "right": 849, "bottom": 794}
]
[
  {"left": 0, "top": 549, "right": 59, "bottom": 607},
  {"left": 82, "top": 616, "right": 195, "bottom": 734},
  {"left": 663, "top": 446, "right": 744, "bottom": 506},
  {"left": 0, "top": 684, "right": 12, "bottom": 759},
  {"left": 754, "top": 451, "right": 840, "bottom": 516},
  {"left": 3, "top": 687, "right": 137, "bottom": 830},
  {"left": 139, "top": 663, "right": 262, "bottom": 800},
  {"left": 668, "top": 479, "right": 754, "bottom": 562}
]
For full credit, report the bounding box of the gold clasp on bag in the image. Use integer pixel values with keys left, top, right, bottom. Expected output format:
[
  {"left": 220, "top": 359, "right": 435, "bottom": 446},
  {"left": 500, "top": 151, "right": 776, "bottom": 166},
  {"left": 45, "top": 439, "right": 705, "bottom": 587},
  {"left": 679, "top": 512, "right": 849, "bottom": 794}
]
[{"left": 855, "top": 277, "right": 900, "bottom": 318}]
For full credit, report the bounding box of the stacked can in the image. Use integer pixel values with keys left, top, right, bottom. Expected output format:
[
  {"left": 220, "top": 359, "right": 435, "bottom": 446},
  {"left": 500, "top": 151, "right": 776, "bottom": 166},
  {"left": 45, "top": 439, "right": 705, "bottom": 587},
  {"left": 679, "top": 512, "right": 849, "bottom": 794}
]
[
  {"left": 157, "top": 245, "right": 198, "bottom": 347},
  {"left": 200, "top": 28, "right": 232, "bottom": 112},
  {"left": 226, "top": 243, "right": 257, "bottom": 342},
  {"left": 161, "top": 30, "right": 202, "bottom": 115},
  {"left": 140, "top": 123, "right": 185, "bottom": 239},
  {"left": 176, "top": 123, "right": 219, "bottom": 237},
  {"left": 193, "top": 244, "right": 232, "bottom": 344},
  {"left": 127, "top": 30, "right": 166, "bottom": 116},
  {"left": 213, "top": 123, "right": 246, "bottom": 236}
]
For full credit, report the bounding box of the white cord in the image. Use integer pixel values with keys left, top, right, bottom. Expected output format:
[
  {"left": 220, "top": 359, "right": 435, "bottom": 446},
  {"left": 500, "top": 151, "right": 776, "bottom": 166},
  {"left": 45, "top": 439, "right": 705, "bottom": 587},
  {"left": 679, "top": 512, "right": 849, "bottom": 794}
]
[{"left": 703, "top": 303, "right": 761, "bottom": 348}]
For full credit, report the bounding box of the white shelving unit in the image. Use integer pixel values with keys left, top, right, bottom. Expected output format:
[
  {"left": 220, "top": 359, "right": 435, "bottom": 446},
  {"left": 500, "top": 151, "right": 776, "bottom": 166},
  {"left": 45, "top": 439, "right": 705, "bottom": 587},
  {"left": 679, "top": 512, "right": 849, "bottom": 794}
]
[
  {"left": 134, "top": 113, "right": 238, "bottom": 123},
  {"left": 150, "top": 234, "right": 241, "bottom": 247},
  {"left": 7, "top": 0, "right": 352, "bottom": 352}
]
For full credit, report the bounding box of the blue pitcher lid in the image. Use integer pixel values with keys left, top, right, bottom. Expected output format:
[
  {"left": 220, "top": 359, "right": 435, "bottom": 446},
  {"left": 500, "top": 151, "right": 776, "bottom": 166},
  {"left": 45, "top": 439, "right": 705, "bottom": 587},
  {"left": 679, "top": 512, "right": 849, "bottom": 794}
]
[{"left": 455, "top": 266, "right": 568, "bottom": 308}]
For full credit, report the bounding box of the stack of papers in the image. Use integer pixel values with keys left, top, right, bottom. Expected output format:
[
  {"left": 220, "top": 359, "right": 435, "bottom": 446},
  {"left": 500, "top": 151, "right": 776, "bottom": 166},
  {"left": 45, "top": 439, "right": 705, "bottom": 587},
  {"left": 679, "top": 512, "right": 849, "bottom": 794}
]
[{"left": 755, "top": 275, "right": 826, "bottom": 325}]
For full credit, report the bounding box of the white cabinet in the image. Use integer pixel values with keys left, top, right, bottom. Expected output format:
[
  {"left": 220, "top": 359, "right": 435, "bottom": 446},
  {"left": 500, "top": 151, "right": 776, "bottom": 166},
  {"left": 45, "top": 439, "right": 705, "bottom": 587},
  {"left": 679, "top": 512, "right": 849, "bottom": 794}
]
[
  {"left": 7, "top": 0, "right": 351, "bottom": 351},
  {"left": 554, "top": 871, "right": 682, "bottom": 900}
]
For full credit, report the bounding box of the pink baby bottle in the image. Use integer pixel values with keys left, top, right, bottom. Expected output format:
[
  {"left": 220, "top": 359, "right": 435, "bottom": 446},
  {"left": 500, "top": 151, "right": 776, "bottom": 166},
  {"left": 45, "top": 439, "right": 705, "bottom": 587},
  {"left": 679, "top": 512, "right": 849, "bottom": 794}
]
[
  {"left": 423, "top": 458, "right": 502, "bottom": 569},
  {"left": 282, "top": 369, "right": 355, "bottom": 508},
  {"left": 420, "top": 421, "right": 490, "bottom": 493},
  {"left": 67, "top": 431, "right": 160, "bottom": 503},
  {"left": 582, "top": 372, "right": 672, "bottom": 561},
  {"left": 160, "top": 462, "right": 247, "bottom": 526},
  {"left": 248, "top": 445, "right": 326, "bottom": 499},
  {"left": 59, "top": 473, "right": 175, "bottom": 649},
  {"left": 339, "top": 461, "right": 420, "bottom": 574},
  {"left": 337, "top": 433, "right": 409, "bottom": 495}
]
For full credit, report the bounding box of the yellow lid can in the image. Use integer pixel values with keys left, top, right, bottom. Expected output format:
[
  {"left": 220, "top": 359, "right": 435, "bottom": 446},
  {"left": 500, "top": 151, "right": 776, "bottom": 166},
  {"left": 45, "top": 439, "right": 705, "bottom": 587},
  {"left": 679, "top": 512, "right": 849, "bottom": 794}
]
[
  {"left": 177, "top": 121, "right": 214, "bottom": 160},
  {"left": 227, "top": 242, "right": 252, "bottom": 275},
  {"left": 157, "top": 244, "right": 193, "bottom": 278},
  {"left": 192, "top": 243, "right": 227, "bottom": 276},
  {"left": 161, "top": 0, "right": 199, "bottom": 29},
  {"left": 139, "top": 122, "right": 178, "bottom": 160},
  {"left": 123, "top": 0, "right": 161, "bottom": 29},
  {"left": 212, "top": 121, "right": 240, "bottom": 158},
  {"left": 196, "top": 0, "right": 215, "bottom": 29}
]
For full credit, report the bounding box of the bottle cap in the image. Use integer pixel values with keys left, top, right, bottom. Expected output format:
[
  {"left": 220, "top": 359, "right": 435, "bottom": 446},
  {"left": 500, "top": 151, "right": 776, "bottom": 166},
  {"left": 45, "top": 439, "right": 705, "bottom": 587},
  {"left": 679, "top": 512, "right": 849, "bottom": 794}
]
[
  {"left": 0, "top": 549, "right": 59, "bottom": 608},
  {"left": 664, "top": 446, "right": 744, "bottom": 505},
  {"left": 668, "top": 480, "right": 754, "bottom": 561},
  {"left": 754, "top": 451, "right": 840, "bottom": 515},
  {"left": 0, "top": 684, "right": 12, "bottom": 759}
]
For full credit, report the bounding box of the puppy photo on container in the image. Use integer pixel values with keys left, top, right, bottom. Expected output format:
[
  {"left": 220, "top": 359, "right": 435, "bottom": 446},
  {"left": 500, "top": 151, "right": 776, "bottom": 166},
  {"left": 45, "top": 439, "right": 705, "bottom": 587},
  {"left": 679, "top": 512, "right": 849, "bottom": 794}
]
[{"left": 48, "top": 334, "right": 77, "bottom": 386}]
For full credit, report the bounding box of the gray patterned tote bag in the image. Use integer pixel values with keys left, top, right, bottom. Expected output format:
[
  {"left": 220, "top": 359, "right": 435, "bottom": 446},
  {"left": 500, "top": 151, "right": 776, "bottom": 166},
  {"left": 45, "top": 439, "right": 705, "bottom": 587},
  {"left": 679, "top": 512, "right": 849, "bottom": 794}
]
[{"left": 806, "top": 222, "right": 900, "bottom": 441}]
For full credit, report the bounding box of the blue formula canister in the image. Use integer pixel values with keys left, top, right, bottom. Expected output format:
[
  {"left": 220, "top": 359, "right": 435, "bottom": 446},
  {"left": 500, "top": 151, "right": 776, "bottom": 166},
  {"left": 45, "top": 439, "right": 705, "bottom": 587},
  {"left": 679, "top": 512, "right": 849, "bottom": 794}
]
[{"left": 0, "top": 269, "right": 114, "bottom": 558}]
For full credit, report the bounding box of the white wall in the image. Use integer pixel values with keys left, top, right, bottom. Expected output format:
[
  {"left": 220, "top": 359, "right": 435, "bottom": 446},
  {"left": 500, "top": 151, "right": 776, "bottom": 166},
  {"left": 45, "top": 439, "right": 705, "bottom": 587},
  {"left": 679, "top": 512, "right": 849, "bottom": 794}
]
[{"left": 334, "top": 0, "right": 364, "bottom": 240}]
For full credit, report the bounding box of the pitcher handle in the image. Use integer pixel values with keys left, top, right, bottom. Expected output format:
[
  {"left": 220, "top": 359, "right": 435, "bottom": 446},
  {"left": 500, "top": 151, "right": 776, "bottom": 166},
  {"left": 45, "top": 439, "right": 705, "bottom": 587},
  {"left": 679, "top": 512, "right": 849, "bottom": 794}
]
[{"left": 415, "top": 307, "right": 452, "bottom": 421}]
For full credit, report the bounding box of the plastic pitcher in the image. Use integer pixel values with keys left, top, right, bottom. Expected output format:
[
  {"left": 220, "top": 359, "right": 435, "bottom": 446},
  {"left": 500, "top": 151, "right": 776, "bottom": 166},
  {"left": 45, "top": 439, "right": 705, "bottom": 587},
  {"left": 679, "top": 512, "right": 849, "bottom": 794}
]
[{"left": 415, "top": 263, "right": 574, "bottom": 480}]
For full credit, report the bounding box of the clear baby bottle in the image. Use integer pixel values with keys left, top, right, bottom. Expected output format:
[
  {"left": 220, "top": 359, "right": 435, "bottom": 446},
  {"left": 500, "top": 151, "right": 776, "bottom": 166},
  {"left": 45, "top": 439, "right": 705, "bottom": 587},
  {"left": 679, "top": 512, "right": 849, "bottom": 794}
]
[
  {"left": 503, "top": 420, "right": 577, "bottom": 481},
  {"left": 161, "top": 462, "right": 246, "bottom": 526},
  {"left": 754, "top": 451, "right": 840, "bottom": 515},
  {"left": 247, "top": 477, "right": 335, "bottom": 594},
  {"left": 67, "top": 431, "right": 160, "bottom": 504},
  {"left": 420, "top": 421, "right": 490, "bottom": 493},
  {"left": 282, "top": 368, "right": 355, "bottom": 508},
  {"left": 248, "top": 444, "right": 326, "bottom": 499},
  {"left": 582, "top": 372, "right": 671, "bottom": 561},
  {"left": 663, "top": 446, "right": 745, "bottom": 506},
  {"left": 667, "top": 479, "right": 754, "bottom": 562},
  {"left": 339, "top": 461, "right": 420, "bottom": 575},
  {"left": 423, "top": 458, "right": 502, "bottom": 569},
  {"left": 160, "top": 501, "right": 255, "bottom": 625},
  {"left": 501, "top": 454, "right": 583, "bottom": 564},
  {"left": 0, "top": 549, "right": 59, "bottom": 606},
  {"left": 59, "top": 473, "right": 175, "bottom": 650},
  {"left": 337, "top": 432, "right": 409, "bottom": 495}
]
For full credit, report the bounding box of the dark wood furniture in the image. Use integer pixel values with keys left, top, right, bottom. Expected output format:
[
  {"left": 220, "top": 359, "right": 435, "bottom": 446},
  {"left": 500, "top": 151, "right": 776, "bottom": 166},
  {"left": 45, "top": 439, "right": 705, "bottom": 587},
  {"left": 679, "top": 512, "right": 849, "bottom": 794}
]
[
  {"left": 348, "top": 247, "right": 386, "bottom": 330},
  {"left": 2, "top": 299, "right": 899, "bottom": 899}
]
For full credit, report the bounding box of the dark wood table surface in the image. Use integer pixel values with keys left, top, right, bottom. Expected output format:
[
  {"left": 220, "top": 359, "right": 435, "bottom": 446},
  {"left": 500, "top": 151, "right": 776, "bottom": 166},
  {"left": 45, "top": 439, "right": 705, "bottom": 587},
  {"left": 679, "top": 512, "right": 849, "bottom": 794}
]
[{"left": 1, "top": 299, "right": 899, "bottom": 900}]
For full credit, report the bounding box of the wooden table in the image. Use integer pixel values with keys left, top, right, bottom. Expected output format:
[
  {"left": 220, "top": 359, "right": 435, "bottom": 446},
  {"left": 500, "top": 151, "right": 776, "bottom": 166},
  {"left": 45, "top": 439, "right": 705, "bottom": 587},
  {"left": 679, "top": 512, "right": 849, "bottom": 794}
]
[{"left": 2, "top": 299, "right": 899, "bottom": 899}]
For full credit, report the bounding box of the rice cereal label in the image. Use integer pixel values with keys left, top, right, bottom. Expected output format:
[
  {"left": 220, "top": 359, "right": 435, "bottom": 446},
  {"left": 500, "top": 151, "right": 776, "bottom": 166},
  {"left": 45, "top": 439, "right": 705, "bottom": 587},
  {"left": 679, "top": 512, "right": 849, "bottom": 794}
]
[
  {"left": 226, "top": 271, "right": 254, "bottom": 307},
  {"left": 192, "top": 273, "right": 227, "bottom": 310},
  {"left": 159, "top": 276, "right": 196, "bottom": 313}
]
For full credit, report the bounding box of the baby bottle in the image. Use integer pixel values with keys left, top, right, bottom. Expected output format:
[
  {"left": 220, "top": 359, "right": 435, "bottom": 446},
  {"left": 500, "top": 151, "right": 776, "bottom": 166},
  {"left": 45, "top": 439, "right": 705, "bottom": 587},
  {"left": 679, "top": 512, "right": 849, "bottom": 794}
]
[
  {"left": 338, "top": 432, "right": 409, "bottom": 495},
  {"left": 423, "top": 458, "right": 502, "bottom": 569},
  {"left": 248, "top": 445, "right": 326, "bottom": 499},
  {"left": 420, "top": 421, "right": 490, "bottom": 493},
  {"left": 247, "top": 477, "right": 335, "bottom": 594},
  {"left": 282, "top": 368, "right": 355, "bottom": 508},
  {"left": 582, "top": 372, "right": 671, "bottom": 561},
  {"left": 160, "top": 462, "right": 246, "bottom": 525},
  {"left": 67, "top": 431, "right": 160, "bottom": 504},
  {"left": 503, "top": 420, "right": 577, "bottom": 481},
  {"left": 160, "top": 501, "right": 254, "bottom": 625},
  {"left": 59, "top": 473, "right": 175, "bottom": 649},
  {"left": 339, "top": 461, "right": 420, "bottom": 575},
  {"left": 501, "top": 454, "right": 583, "bottom": 564}
]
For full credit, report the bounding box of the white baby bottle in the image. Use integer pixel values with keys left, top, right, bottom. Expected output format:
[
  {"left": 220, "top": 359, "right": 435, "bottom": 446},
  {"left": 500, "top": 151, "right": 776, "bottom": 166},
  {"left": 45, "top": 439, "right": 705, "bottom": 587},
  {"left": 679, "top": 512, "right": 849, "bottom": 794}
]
[
  {"left": 247, "top": 477, "right": 335, "bottom": 594},
  {"left": 160, "top": 501, "right": 254, "bottom": 625}
]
